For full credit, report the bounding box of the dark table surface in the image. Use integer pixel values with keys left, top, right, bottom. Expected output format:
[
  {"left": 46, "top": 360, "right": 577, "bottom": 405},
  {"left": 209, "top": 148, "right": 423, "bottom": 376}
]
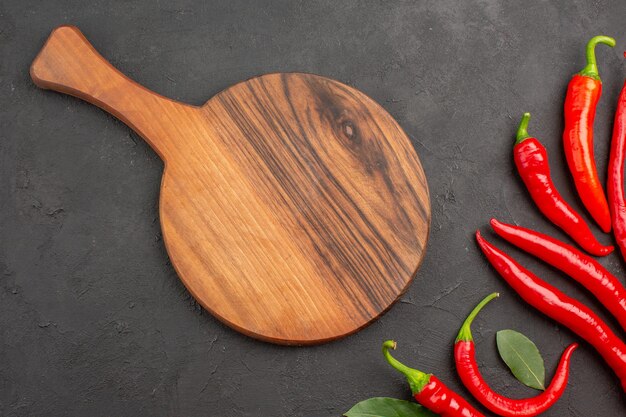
[{"left": 2, "top": 1, "right": 626, "bottom": 415}]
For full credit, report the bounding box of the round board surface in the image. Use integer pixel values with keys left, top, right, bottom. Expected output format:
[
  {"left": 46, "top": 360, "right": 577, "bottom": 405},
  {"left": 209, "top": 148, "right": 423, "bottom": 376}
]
[
  {"left": 161, "top": 73, "right": 431, "bottom": 344},
  {"left": 31, "top": 26, "right": 431, "bottom": 345}
]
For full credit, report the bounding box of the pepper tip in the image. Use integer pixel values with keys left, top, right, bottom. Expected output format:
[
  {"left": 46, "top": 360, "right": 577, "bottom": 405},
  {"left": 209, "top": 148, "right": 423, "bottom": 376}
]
[{"left": 599, "top": 245, "right": 615, "bottom": 256}]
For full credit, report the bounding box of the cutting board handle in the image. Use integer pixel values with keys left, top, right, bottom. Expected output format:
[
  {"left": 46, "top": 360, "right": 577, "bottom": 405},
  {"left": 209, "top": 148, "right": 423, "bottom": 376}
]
[{"left": 30, "top": 25, "right": 190, "bottom": 158}]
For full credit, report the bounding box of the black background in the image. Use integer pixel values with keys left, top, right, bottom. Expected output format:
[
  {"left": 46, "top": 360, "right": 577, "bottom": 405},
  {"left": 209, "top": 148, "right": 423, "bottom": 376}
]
[{"left": 2, "top": 1, "right": 626, "bottom": 416}]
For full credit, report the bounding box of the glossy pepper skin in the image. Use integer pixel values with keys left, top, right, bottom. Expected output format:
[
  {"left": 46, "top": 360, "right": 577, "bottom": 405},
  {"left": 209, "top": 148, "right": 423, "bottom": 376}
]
[
  {"left": 563, "top": 35, "right": 615, "bottom": 233},
  {"left": 476, "top": 231, "right": 626, "bottom": 391},
  {"left": 455, "top": 293, "right": 577, "bottom": 417},
  {"left": 491, "top": 219, "right": 626, "bottom": 331},
  {"left": 514, "top": 113, "right": 613, "bottom": 256},
  {"left": 608, "top": 80, "right": 626, "bottom": 261},
  {"left": 382, "top": 341, "right": 484, "bottom": 417}
]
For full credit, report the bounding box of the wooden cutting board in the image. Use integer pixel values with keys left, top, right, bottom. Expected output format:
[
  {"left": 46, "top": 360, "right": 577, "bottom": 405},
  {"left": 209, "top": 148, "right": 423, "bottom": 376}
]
[{"left": 30, "top": 26, "right": 430, "bottom": 345}]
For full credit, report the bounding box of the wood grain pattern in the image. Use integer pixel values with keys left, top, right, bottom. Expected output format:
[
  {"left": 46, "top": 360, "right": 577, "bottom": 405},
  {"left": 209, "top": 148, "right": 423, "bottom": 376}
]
[{"left": 30, "top": 26, "right": 431, "bottom": 345}]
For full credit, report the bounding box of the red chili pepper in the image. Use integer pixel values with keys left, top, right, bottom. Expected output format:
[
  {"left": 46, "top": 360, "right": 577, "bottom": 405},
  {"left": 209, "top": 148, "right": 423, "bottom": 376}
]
[
  {"left": 608, "top": 80, "right": 626, "bottom": 261},
  {"left": 490, "top": 218, "right": 626, "bottom": 331},
  {"left": 475, "top": 231, "right": 626, "bottom": 391},
  {"left": 514, "top": 113, "right": 613, "bottom": 256},
  {"left": 382, "top": 340, "right": 484, "bottom": 417},
  {"left": 455, "top": 292, "right": 577, "bottom": 417},
  {"left": 563, "top": 35, "right": 615, "bottom": 233}
]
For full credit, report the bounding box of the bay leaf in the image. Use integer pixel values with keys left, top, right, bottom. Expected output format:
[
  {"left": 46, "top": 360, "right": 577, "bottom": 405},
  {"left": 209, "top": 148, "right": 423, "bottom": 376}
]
[
  {"left": 496, "top": 329, "right": 545, "bottom": 390},
  {"left": 344, "top": 397, "right": 438, "bottom": 417}
]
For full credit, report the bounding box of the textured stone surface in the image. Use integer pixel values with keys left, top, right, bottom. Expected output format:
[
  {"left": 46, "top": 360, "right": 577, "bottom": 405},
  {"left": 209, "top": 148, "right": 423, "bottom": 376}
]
[{"left": 1, "top": 1, "right": 626, "bottom": 415}]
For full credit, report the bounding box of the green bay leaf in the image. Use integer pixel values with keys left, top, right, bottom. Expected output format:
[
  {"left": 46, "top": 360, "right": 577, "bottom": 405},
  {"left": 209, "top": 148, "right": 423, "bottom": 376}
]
[
  {"left": 496, "top": 329, "right": 545, "bottom": 390},
  {"left": 344, "top": 397, "right": 438, "bottom": 417}
]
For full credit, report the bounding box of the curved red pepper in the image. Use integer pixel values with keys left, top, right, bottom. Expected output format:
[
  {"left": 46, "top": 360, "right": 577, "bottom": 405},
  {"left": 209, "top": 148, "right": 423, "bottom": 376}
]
[
  {"left": 382, "top": 341, "right": 484, "bottom": 417},
  {"left": 563, "top": 35, "right": 615, "bottom": 233},
  {"left": 476, "top": 231, "right": 626, "bottom": 391},
  {"left": 455, "top": 293, "right": 577, "bottom": 417},
  {"left": 514, "top": 113, "right": 613, "bottom": 256},
  {"left": 491, "top": 218, "right": 626, "bottom": 331},
  {"left": 608, "top": 80, "right": 626, "bottom": 261}
]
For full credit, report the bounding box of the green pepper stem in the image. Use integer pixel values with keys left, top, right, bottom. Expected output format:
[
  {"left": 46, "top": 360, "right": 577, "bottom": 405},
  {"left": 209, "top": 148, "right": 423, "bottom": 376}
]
[
  {"left": 578, "top": 35, "right": 615, "bottom": 80},
  {"left": 456, "top": 292, "right": 499, "bottom": 342},
  {"left": 515, "top": 113, "right": 531, "bottom": 145},
  {"left": 382, "top": 340, "right": 431, "bottom": 394}
]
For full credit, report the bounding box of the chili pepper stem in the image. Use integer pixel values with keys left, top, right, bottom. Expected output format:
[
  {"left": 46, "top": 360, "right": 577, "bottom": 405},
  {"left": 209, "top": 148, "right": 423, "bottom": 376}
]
[
  {"left": 515, "top": 113, "right": 531, "bottom": 145},
  {"left": 456, "top": 292, "right": 499, "bottom": 342},
  {"left": 578, "top": 35, "right": 616, "bottom": 80},
  {"left": 382, "top": 340, "right": 431, "bottom": 395}
]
